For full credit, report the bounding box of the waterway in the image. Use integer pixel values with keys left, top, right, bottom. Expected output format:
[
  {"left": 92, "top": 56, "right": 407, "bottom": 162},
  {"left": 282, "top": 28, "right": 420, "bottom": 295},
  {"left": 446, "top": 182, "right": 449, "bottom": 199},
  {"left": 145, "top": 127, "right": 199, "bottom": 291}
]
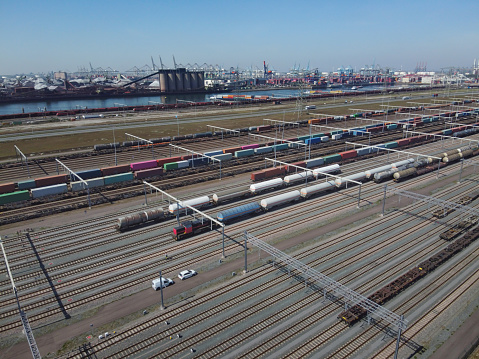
[{"left": 0, "top": 85, "right": 394, "bottom": 116}]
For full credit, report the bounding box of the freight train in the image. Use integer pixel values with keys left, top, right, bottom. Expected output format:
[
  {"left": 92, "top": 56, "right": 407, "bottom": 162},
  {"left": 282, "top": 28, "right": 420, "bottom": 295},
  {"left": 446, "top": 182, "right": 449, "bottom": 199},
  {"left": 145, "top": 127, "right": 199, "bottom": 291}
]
[
  {"left": 113, "top": 145, "right": 479, "bottom": 242},
  {"left": 338, "top": 220, "right": 479, "bottom": 326},
  {"left": 1, "top": 106, "right": 478, "bottom": 207}
]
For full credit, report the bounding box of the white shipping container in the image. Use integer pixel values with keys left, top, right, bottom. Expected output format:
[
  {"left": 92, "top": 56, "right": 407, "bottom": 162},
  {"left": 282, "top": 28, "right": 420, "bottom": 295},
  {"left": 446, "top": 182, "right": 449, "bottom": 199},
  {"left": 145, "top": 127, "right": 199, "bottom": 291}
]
[
  {"left": 176, "top": 160, "right": 189, "bottom": 169},
  {"left": 31, "top": 184, "right": 68, "bottom": 199}
]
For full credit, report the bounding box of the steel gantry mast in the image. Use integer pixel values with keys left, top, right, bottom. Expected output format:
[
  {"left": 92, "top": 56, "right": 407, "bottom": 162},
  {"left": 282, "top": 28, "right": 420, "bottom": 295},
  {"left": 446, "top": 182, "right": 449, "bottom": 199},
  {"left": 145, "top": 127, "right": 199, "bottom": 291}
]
[
  {"left": 242, "top": 231, "right": 408, "bottom": 337},
  {"left": 1, "top": 238, "right": 41, "bottom": 359}
]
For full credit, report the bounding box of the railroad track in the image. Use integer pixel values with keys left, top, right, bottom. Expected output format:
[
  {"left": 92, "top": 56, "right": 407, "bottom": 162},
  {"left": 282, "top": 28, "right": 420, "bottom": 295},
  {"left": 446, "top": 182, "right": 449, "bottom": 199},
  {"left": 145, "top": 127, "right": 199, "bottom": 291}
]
[
  {"left": 58, "top": 174, "right": 478, "bottom": 357},
  {"left": 0, "top": 160, "right": 472, "bottom": 332}
]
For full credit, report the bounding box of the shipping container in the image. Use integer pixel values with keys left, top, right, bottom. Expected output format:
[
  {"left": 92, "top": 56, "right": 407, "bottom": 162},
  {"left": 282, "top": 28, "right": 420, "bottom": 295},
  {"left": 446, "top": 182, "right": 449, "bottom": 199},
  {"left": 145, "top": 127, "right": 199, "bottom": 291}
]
[
  {"left": 241, "top": 144, "right": 259, "bottom": 150},
  {"left": 103, "top": 172, "right": 134, "bottom": 185},
  {"left": 130, "top": 160, "right": 158, "bottom": 171},
  {"left": 164, "top": 162, "right": 179, "bottom": 171},
  {"left": 17, "top": 179, "right": 36, "bottom": 190},
  {"left": 157, "top": 157, "right": 182, "bottom": 167},
  {"left": 235, "top": 149, "right": 255, "bottom": 158},
  {"left": 0, "top": 182, "right": 16, "bottom": 194},
  {"left": 323, "top": 154, "right": 342, "bottom": 164},
  {"left": 204, "top": 150, "right": 224, "bottom": 157},
  {"left": 101, "top": 164, "right": 131, "bottom": 176},
  {"left": 212, "top": 153, "right": 233, "bottom": 161},
  {"left": 71, "top": 178, "right": 105, "bottom": 192},
  {"left": 223, "top": 147, "right": 242, "bottom": 155},
  {"left": 188, "top": 157, "right": 210, "bottom": 167},
  {"left": 339, "top": 150, "right": 357, "bottom": 160},
  {"left": 75, "top": 169, "right": 103, "bottom": 180},
  {"left": 254, "top": 146, "right": 273, "bottom": 154},
  {"left": 286, "top": 161, "right": 306, "bottom": 172},
  {"left": 271, "top": 143, "right": 288, "bottom": 151},
  {"left": 384, "top": 142, "right": 399, "bottom": 149},
  {"left": 35, "top": 174, "right": 68, "bottom": 188},
  {"left": 396, "top": 139, "right": 410, "bottom": 147},
  {"left": 305, "top": 137, "right": 322, "bottom": 146},
  {"left": 305, "top": 157, "right": 324, "bottom": 168},
  {"left": 31, "top": 184, "right": 68, "bottom": 199},
  {"left": 177, "top": 160, "right": 189, "bottom": 169},
  {"left": 134, "top": 168, "right": 164, "bottom": 180},
  {"left": 0, "top": 190, "right": 30, "bottom": 205}
]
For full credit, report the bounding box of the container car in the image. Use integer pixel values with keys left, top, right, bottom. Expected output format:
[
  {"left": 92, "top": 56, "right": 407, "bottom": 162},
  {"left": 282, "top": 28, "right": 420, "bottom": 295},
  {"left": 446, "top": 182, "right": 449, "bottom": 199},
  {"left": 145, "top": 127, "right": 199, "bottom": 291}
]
[
  {"left": 71, "top": 178, "right": 105, "bottom": 192},
  {"left": 134, "top": 168, "right": 163, "bottom": 180},
  {"left": 0, "top": 183, "right": 15, "bottom": 195},
  {"left": 101, "top": 164, "right": 131, "bottom": 176},
  {"left": 130, "top": 160, "right": 158, "bottom": 171},
  {"left": 35, "top": 174, "right": 68, "bottom": 188},
  {"left": 17, "top": 179, "right": 36, "bottom": 190},
  {"left": 31, "top": 184, "right": 68, "bottom": 199},
  {"left": 0, "top": 190, "right": 30, "bottom": 205},
  {"left": 104, "top": 172, "right": 134, "bottom": 185}
]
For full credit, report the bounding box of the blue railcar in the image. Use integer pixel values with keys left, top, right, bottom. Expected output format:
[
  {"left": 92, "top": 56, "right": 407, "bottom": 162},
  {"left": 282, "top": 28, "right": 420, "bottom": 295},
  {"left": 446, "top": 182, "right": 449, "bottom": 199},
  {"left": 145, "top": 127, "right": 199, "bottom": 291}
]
[{"left": 217, "top": 202, "right": 262, "bottom": 223}]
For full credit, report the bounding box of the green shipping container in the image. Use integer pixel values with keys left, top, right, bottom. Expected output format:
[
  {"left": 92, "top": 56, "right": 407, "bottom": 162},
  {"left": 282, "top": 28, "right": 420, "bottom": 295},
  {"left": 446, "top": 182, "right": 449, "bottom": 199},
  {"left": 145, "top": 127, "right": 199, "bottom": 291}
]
[
  {"left": 298, "top": 135, "right": 311, "bottom": 142},
  {"left": 17, "top": 179, "right": 36, "bottom": 190},
  {"left": 272, "top": 144, "right": 288, "bottom": 151},
  {"left": 331, "top": 130, "right": 343, "bottom": 135},
  {"left": 234, "top": 149, "right": 255, "bottom": 158},
  {"left": 163, "top": 162, "right": 178, "bottom": 171},
  {"left": 103, "top": 172, "right": 134, "bottom": 185},
  {"left": 323, "top": 154, "right": 342, "bottom": 164},
  {"left": 312, "top": 133, "right": 325, "bottom": 138},
  {"left": 0, "top": 190, "right": 30, "bottom": 205},
  {"left": 384, "top": 142, "right": 399, "bottom": 149}
]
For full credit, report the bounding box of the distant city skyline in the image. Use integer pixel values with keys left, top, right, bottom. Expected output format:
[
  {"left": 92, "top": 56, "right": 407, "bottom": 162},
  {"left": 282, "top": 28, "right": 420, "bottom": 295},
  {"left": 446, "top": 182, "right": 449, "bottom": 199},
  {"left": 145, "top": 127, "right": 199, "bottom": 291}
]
[{"left": 1, "top": 0, "right": 478, "bottom": 75}]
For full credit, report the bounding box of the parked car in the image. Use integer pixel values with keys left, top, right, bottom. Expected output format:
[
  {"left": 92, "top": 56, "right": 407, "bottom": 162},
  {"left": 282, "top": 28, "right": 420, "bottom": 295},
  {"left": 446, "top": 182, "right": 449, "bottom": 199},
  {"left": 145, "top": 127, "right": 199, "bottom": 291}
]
[
  {"left": 178, "top": 270, "right": 197, "bottom": 280},
  {"left": 152, "top": 277, "right": 174, "bottom": 290}
]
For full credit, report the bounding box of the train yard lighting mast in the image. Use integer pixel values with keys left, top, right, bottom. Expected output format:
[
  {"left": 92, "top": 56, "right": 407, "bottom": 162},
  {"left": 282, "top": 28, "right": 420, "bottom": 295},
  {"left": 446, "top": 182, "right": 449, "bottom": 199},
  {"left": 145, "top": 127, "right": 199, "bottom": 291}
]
[
  {"left": 14, "top": 145, "right": 31, "bottom": 178},
  {"left": 1, "top": 238, "right": 41, "bottom": 359},
  {"left": 55, "top": 159, "right": 91, "bottom": 208},
  {"left": 142, "top": 181, "right": 227, "bottom": 257}
]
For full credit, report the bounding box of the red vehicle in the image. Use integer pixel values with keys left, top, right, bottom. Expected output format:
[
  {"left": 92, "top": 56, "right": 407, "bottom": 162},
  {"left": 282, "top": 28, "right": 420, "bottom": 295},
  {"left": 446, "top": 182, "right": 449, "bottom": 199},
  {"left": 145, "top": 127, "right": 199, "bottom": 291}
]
[{"left": 172, "top": 219, "right": 214, "bottom": 240}]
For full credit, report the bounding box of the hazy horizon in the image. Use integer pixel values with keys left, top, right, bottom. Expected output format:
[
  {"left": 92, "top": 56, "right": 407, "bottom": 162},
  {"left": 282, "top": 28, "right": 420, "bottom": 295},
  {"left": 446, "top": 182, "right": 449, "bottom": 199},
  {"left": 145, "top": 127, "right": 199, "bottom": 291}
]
[{"left": 1, "top": 0, "right": 478, "bottom": 76}]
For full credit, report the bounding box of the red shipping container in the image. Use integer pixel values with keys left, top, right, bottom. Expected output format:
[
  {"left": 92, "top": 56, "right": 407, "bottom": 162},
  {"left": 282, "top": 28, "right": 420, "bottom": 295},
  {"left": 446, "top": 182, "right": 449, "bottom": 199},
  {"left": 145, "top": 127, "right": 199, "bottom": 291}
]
[
  {"left": 0, "top": 182, "right": 15, "bottom": 194},
  {"left": 339, "top": 150, "right": 357, "bottom": 160},
  {"left": 101, "top": 164, "right": 131, "bottom": 176},
  {"left": 257, "top": 125, "right": 272, "bottom": 132},
  {"left": 251, "top": 170, "right": 266, "bottom": 181},
  {"left": 286, "top": 161, "right": 306, "bottom": 172},
  {"left": 263, "top": 166, "right": 286, "bottom": 178},
  {"left": 223, "top": 147, "right": 242, "bottom": 154},
  {"left": 134, "top": 168, "right": 164, "bottom": 179},
  {"left": 366, "top": 127, "right": 382, "bottom": 133},
  {"left": 157, "top": 156, "right": 182, "bottom": 167},
  {"left": 396, "top": 139, "right": 410, "bottom": 147},
  {"left": 35, "top": 174, "right": 68, "bottom": 188},
  {"left": 181, "top": 155, "right": 193, "bottom": 161}
]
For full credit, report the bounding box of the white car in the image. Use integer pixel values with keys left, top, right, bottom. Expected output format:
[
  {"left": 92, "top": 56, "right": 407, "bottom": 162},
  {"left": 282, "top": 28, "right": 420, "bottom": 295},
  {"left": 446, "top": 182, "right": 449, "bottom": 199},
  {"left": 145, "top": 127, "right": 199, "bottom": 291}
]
[
  {"left": 152, "top": 277, "right": 174, "bottom": 290},
  {"left": 178, "top": 270, "right": 197, "bottom": 280}
]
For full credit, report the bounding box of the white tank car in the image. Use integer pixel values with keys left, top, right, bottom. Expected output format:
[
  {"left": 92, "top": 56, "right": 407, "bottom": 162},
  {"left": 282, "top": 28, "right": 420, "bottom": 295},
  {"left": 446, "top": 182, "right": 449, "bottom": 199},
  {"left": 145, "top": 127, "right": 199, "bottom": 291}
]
[
  {"left": 260, "top": 190, "right": 301, "bottom": 210},
  {"left": 168, "top": 196, "right": 210, "bottom": 215},
  {"left": 300, "top": 181, "right": 335, "bottom": 198},
  {"left": 312, "top": 164, "right": 340, "bottom": 177},
  {"left": 334, "top": 172, "right": 367, "bottom": 187},
  {"left": 250, "top": 178, "right": 283, "bottom": 194},
  {"left": 365, "top": 165, "right": 392, "bottom": 179},
  {"left": 391, "top": 158, "right": 414, "bottom": 169},
  {"left": 283, "top": 171, "right": 313, "bottom": 185}
]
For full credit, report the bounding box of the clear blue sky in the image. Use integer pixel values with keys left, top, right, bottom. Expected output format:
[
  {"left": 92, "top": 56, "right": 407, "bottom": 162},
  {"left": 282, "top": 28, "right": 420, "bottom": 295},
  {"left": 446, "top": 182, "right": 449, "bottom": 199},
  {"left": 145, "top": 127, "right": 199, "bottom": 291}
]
[{"left": 1, "top": 0, "right": 477, "bottom": 75}]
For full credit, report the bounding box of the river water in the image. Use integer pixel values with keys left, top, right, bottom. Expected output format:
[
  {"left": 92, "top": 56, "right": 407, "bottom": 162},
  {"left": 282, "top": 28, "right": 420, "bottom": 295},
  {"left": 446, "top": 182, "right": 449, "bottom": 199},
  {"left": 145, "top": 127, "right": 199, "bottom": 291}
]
[{"left": 0, "top": 85, "right": 393, "bottom": 115}]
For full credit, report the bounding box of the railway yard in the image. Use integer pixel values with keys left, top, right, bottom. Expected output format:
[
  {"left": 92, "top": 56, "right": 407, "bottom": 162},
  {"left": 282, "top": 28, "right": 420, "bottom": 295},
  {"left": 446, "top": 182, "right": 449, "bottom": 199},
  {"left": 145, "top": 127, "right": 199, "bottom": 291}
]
[{"left": 1, "top": 90, "right": 479, "bottom": 359}]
